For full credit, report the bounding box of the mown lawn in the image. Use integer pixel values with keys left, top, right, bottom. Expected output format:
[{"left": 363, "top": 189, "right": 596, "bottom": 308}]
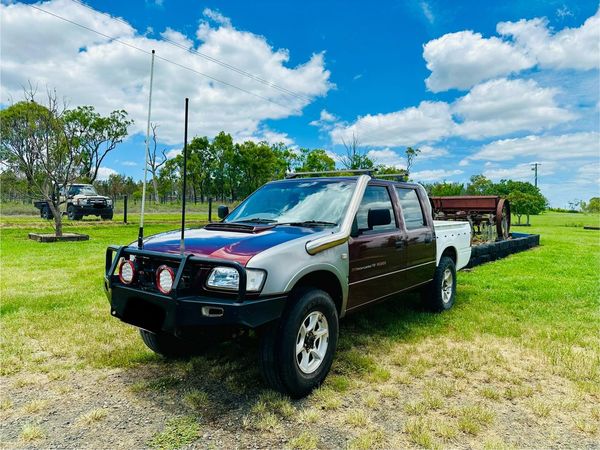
[{"left": 0, "top": 211, "right": 599, "bottom": 448}]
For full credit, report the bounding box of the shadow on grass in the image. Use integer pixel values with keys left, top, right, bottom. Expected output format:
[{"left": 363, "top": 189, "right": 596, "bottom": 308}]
[{"left": 121, "top": 291, "right": 441, "bottom": 419}]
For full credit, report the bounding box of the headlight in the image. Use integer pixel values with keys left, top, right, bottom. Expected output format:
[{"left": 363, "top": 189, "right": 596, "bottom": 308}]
[
  {"left": 156, "top": 265, "right": 175, "bottom": 294},
  {"left": 78, "top": 198, "right": 88, "bottom": 205},
  {"left": 118, "top": 259, "right": 136, "bottom": 284},
  {"left": 107, "top": 199, "right": 113, "bottom": 206},
  {"left": 206, "top": 267, "right": 266, "bottom": 292}
]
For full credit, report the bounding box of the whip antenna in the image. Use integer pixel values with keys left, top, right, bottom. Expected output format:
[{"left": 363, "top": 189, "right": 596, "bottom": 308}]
[
  {"left": 138, "top": 49, "right": 155, "bottom": 248},
  {"left": 180, "top": 98, "right": 189, "bottom": 254}
]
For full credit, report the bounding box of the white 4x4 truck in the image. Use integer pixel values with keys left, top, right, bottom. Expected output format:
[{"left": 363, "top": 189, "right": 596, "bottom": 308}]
[
  {"left": 35, "top": 184, "right": 113, "bottom": 220},
  {"left": 105, "top": 174, "right": 471, "bottom": 397}
]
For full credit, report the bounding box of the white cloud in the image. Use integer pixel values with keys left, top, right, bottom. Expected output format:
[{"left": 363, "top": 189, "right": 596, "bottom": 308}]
[
  {"left": 330, "top": 101, "right": 453, "bottom": 147},
  {"left": 423, "top": 10, "right": 599, "bottom": 92},
  {"left": 166, "top": 148, "right": 181, "bottom": 159},
  {"left": 497, "top": 10, "right": 600, "bottom": 71},
  {"left": 411, "top": 169, "right": 463, "bottom": 182},
  {"left": 202, "top": 8, "right": 232, "bottom": 27},
  {"left": 556, "top": 5, "right": 574, "bottom": 19},
  {"left": 366, "top": 148, "right": 406, "bottom": 168},
  {"left": 97, "top": 166, "right": 118, "bottom": 180},
  {"left": 423, "top": 31, "right": 534, "bottom": 92},
  {"left": 236, "top": 128, "right": 293, "bottom": 146},
  {"left": 452, "top": 78, "right": 575, "bottom": 139},
  {"left": 418, "top": 145, "right": 448, "bottom": 159},
  {"left": 468, "top": 131, "right": 600, "bottom": 162},
  {"left": 420, "top": 1, "right": 435, "bottom": 24},
  {"left": 0, "top": 0, "right": 332, "bottom": 145},
  {"left": 577, "top": 163, "right": 600, "bottom": 185},
  {"left": 309, "top": 109, "right": 338, "bottom": 129},
  {"left": 483, "top": 161, "right": 557, "bottom": 182},
  {"left": 121, "top": 161, "right": 138, "bottom": 167}
]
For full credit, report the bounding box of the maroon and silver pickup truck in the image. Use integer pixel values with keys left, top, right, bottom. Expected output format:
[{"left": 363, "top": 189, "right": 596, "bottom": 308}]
[{"left": 104, "top": 174, "right": 471, "bottom": 397}]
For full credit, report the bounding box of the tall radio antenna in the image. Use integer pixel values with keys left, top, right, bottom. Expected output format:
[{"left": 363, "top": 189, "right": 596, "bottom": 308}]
[
  {"left": 180, "top": 98, "right": 189, "bottom": 255},
  {"left": 138, "top": 49, "right": 155, "bottom": 248}
]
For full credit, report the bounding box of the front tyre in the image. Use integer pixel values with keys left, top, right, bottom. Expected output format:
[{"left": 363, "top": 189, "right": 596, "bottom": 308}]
[
  {"left": 259, "top": 288, "right": 339, "bottom": 398},
  {"left": 423, "top": 256, "right": 456, "bottom": 312},
  {"left": 67, "top": 205, "right": 82, "bottom": 220}
]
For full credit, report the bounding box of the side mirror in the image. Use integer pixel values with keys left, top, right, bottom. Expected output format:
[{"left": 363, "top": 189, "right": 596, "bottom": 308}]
[
  {"left": 367, "top": 208, "right": 391, "bottom": 229},
  {"left": 217, "top": 205, "right": 229, "bottom": 219}
]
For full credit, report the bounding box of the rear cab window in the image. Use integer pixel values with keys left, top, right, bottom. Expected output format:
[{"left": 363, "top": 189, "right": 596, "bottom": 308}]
[{"left": 395, "top": 187, "right": 427, "bottom": 230}]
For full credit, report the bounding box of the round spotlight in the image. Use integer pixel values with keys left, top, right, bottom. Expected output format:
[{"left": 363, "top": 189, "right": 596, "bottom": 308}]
[
  {"left": 118, "top": 259, "right": 136, "bottom": 284},
  {"left": 156, "top": 265, "right": 175, "bottom": 294}
]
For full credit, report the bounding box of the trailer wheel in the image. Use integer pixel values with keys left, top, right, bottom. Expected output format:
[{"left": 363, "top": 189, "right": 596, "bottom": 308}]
[
  {"left": 259, "top": 288, "right": 338, "bottom": 398},
  {"left": 422, "top": 256, "right": 456, "bottom": 312},
  {"left": 139, "top": 329, "right": 200, "bottom": 358},
  {"left": 67, "top": 205, "right": 82, "bottom": 220}
]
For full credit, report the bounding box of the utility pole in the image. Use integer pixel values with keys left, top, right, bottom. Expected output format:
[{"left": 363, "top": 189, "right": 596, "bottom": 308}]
[{"left": 530, "top": 162, "right": 541, "bottom": 188}]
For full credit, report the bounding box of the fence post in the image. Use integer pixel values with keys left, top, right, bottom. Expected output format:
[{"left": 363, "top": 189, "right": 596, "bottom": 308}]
[
  {"left": 123, "top": 195, "right": 128, "bottom": 224},
  {"left": 208, "top": 197, "right": 213, "bottom": 223}
]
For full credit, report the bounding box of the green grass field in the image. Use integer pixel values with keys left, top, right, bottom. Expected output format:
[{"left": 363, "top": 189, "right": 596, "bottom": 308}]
[{"left": 1, "top": 211, "right": 599, "bottom": 448}]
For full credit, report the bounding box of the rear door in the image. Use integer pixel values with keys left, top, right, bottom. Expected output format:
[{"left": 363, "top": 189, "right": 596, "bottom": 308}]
[
  {"left": 347, "top": 184, "right": 406, "bottom": 310},
  {"left": 394, "top": 186, "right": 436, "bottom": 287}
]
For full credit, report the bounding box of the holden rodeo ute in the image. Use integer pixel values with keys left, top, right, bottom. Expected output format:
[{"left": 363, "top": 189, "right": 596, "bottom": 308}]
[{"left": 104, "top": 172, "right": 471, "bottom": 398}]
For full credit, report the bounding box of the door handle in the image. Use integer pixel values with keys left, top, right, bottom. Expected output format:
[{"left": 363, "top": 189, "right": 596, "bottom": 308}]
[
  {"left": 395, "top": 239, "right": 405, "bottom": 249},
  {"left": 424, "top": 233, "right": 433, "bottom": 243}
]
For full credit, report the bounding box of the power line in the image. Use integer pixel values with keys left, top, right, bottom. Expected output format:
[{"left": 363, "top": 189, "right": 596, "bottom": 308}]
[
  {"left": 25, "top": 3, "right": 295, "bottom": 111},
  {"left": 67, "top": 0, "right": 311, "bottom": 103}
]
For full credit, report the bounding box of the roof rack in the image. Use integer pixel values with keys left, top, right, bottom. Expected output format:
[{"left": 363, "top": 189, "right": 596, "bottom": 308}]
[
  {"left": 285, "top": 169, "right": 410, "bottom": 182},
  {"left": 374, "top": 173, "right": 408, "bottom": 181},
  {"left": 285, "top": 169, "right": 375, "bottom": 179}
]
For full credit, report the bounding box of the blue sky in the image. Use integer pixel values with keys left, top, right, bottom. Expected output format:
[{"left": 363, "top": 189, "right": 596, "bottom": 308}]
[{"left": 1, "top": 0, "right": 599, "bottom": 206}]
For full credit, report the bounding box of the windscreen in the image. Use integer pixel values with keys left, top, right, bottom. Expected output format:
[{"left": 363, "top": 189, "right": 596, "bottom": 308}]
[
  {"left": 69, "top": 185, "right": 98, "bottom": 196},
  {"left": 225, "top": 180, "right": 356, "bottom": 225}
]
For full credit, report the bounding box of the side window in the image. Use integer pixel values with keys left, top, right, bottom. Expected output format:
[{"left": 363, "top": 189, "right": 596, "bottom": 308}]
[
  {"left": 354, "top": 186, "right": 397, "bottom": 234},
  {"left": 396, "top": 187, "right": 426, "bottom": 230}
]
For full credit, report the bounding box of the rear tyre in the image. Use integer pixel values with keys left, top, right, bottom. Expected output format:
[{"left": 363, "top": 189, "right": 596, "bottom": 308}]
[
  {"left": 101, "top": 213, "right": 113, "bottom": 220},
  {"left": 139, "top": 329, "right": 200, "bottom": 359},
  {"left": 259, "top": 288, "right": 338, "bottom": 398},
  {"left": 41, "top": 205, "right": 53, "bottom": 220},
  {"left": 422, "top": 256, "right": 456, "bottom": 312}
]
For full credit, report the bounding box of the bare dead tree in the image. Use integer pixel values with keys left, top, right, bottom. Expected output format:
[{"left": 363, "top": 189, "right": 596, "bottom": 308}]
[
  {"left": 148, "top": 123, "right": 168, "bottom": 203},
  {"left": 339, "top": 133, "right": 372, "bottom": 169}
]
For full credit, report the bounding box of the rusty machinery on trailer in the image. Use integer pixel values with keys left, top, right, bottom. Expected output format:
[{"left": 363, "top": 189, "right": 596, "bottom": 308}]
[{"left": 430, "top": 196, "right": 511, "bottom": 241}]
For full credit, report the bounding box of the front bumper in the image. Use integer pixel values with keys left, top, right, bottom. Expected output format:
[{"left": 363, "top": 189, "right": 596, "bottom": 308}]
[
  {"left": 74, "top": 204, "right": 112, "bottom": 215},
  {"left": 104, "top": 246, "right": 287, "bottom": 335},
  {"left": 104, "top": 282, "right": 287, "bottom": 334}
]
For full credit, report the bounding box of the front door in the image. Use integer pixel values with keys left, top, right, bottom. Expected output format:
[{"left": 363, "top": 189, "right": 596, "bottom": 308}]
[{"left": 347, "top": 184, "right": 405, "bottom": 310}]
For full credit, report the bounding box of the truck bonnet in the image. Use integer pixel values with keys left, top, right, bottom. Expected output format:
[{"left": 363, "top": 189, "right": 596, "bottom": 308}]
[{"left": 135, "top": 225, "right": 324, "bottom": 265}]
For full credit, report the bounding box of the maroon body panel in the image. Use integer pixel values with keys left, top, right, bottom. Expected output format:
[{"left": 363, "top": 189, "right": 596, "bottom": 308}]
[
  {"left": 347, "top": 182, "right": 436, "bottom": 311},
  {"left": 347, "top": 230, "right": 405, "bottom": 309}
]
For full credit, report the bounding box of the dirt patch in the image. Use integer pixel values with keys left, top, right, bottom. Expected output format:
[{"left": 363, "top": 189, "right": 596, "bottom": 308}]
[{"left": 1, "top": 336, "right": 598, "bottom": 449}]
